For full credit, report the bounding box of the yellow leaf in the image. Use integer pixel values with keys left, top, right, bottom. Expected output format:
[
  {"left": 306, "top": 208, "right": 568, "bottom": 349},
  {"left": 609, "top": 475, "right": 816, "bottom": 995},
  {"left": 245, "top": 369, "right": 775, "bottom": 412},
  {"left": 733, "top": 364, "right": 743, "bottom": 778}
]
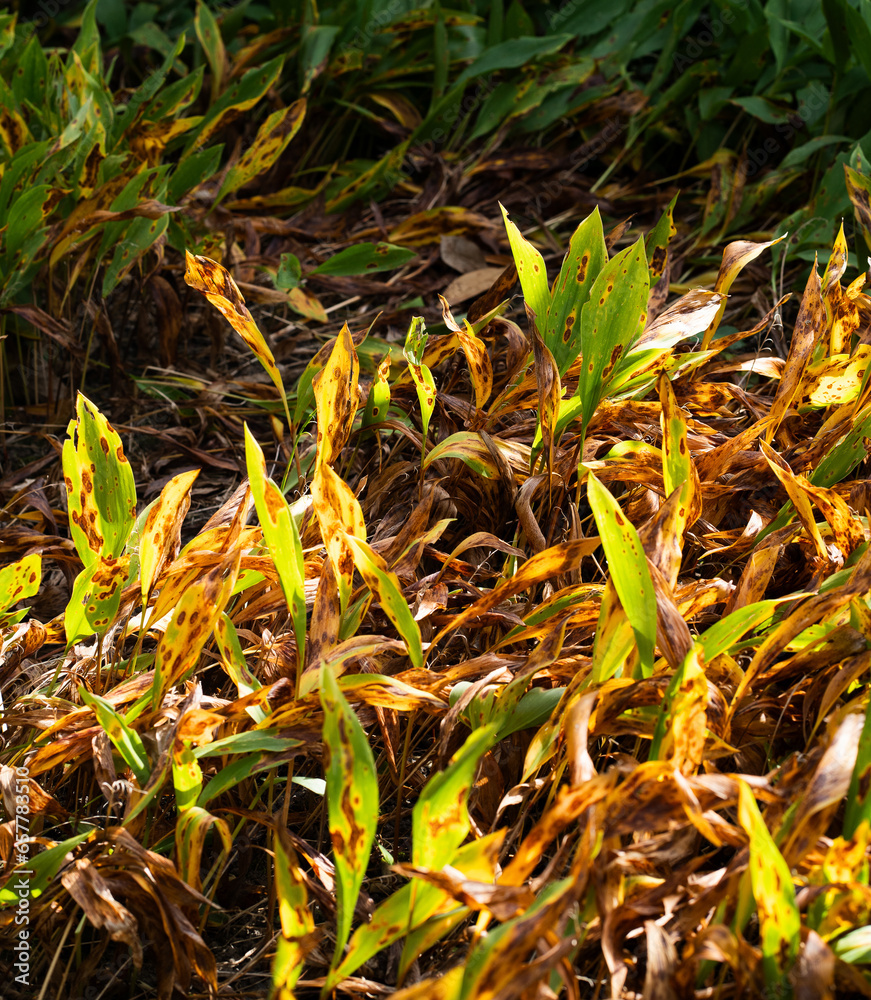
[
  {"left": 313, "top": 321, "right": 360, "bottom": 468},
  {"left": 311, "top": 463, "right": 366, "bottom": 613},
  {"left": 701, "top": 234, "right": 786, "bottom": 349},
  {"left": 184, "top": 251, "right": 288, "bottom": 405},
  {"left": 139, "top": 469, "right": 199, "bottom": 604},
  {"left": 439, "top": 294, "right": 493, "bottom": 410}
]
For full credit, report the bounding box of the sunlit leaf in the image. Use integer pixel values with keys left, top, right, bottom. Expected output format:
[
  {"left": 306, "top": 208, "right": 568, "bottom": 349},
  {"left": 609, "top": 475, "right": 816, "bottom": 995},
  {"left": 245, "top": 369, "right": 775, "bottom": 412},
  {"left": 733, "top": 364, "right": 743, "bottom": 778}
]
[
  {"left": 245, "top": 426, "right": 306, "bottom": 672},
  {"left": 320, "top": 662, "right": 379, "bottom": 963},
  {"left": 577, "top": 238, "right": 649, "bottom": 430},
  {"left": 273, "top": 834, "right": 315, "bottom": 997},
  {"left": 62, "top": 392, "right": 137, "bottom": 567},
  {"left": 587, "top": 473, "right": 656, "bottom": 677},
  {"left": 0, "top": 554, "right": 41, "bottom": 614},
  {"left": 343, "top": 533, "right": 423, "bottom": 669},
  {"left": 737, "top": 781, "right": 800, "bottom": 987}
]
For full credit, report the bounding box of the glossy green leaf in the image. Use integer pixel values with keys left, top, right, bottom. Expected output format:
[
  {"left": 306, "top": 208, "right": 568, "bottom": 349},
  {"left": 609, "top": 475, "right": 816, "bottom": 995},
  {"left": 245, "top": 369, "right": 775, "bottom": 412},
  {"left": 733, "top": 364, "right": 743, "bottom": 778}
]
[
  {"left": 320, "top": 663, "right": 379, "bottom": 964},
  {"left": 545, "top": 206, "right": 607, "bottom": 374},
  {"left": 311, "top": 241, "right": 416, "bottom": 277},
  {"left": 413, "top": 724, "right": 497, "bottom": 869},
  {"left": 697, "top": 600, "right": 781, "bottom": 660},
  {"left": 245, "top": 425, "right": 307, "bottom": 672},
  {"left": 79, "top": 686, "right": 150, "bottom": 785},
  {"left": 577, "top": 237, "right": 649, "bottom": 429},
  {"left": 500, "top": 203, "right": 549, "bottom": 328},
  {"left": 737, "top": 781, "right": 800, "bottom": 987},
  {"left": 587, "top": 473, "right": 656, "bottom": 677}
]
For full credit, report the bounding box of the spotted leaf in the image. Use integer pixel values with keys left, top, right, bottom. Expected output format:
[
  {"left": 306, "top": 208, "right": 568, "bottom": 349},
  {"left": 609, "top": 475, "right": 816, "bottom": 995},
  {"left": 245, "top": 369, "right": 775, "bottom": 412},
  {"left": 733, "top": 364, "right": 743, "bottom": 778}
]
[
  {"left": 320, "top": 662, "right": 379, "bottom": 964},
  {"left": 577, "top": 237, "right": 649, "bottom": 430},
  {"left": 184, "top": 251, "right": 289, "bottom": 407},
  {"left": 215, "top": 99, "right": 306, "bottom": 205},
  {"left": 343, "top": 533, "right": 423, "bottom": 669},
  {"left": 62, "top": 392, "right": 137, "bottom": 568},
  {"left": 587, "top": 473, "right": 656, "bottom": 677},
  {"left": 545, "top": 205, "right": 608, "bottom": 374},
  {"left": 737, "top": 781, "right": 800, "bottom": 988},
  {"left": 313, "top": 321, "right": 360, "bottom": 468},
  {"left": 245, "top": 426, "right": 306, "bottom": 672},
  {"left": 138, "top": 468, "right": 199, "bottom": 604},
  {"left": 0, "top": 553, "right": 41, "bottom": 614}
]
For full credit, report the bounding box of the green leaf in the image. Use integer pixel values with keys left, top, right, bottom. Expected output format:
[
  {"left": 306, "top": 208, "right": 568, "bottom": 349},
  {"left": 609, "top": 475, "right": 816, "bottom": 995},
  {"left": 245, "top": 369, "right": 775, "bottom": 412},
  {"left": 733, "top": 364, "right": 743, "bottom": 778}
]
[
  {"left": 811, "top": 403, "right": 871, "bottom": 488},
  {"left": 452, "top": 34, "right": 573, "bottom": 90},
  {"left": 845, "top": 694, "right": 871, "bottom": 838},
  {"left": 697, "top": 600, "right": 781, "bottom": 660},
  {"left": 112, "top": 32, "right": 187, "bottom": 146},
  {"left": 214, "top": 612, "right": 264, "bottom": 715},
  {"left": 195, "top": 0, "right": 226, "bottom": 102},
  {"left": 500, "top": 203, "right": 549, "bottom": 330},
  {"left": 310, "top": 241, "right": 416, "bottom": 277},
  {"left": 320, "top": 663, "right": 379, "bottom": 964},
  {"left": 194, "top": 729, "right": 298, "bottom": 758},
  {"left": 423, "top": 431, "right": 501, "bottom": 478},
  {"left": 0, "top": 553, "right": 41, "bottom": 614},
  {"left": 300, "top": 24, "right": 340, "bottom": 94},
  {"left": 273, "top": 836, "right": 313, "bottom": 995},
  {"left": 172, "top": 743, "right": 203, "bottom": 812},
  {"left": 587, "top": 473, "right": 656, "bottom": 677},
  {"left": 361, "top": 353, "right": 392, "bottom": 434},
  {"left": 343, "top": 534, "right": 423, "bottom": 669},
  {"left": 403, "top": 316, "right": 436, "bottom": 447},
  {"left": 102, "top": 213, "right": 170, "bottom": 296},
  {"left": 3, "top": 184, "right": 51, "bottom": 264},
  {"left": 197, "top": 754, "right": 265, "bottom": 807},
  {"left": 644, "top": 192, "right": 677, "bottom": 287},
  {"left": 79, "top": 686, "right": 150, "bottom": 785},
  {"left": 451, "top": 682, "right": 564, "bottom": 742},
  {"left": 327, "top": 833, "right": 503, "bottom": 990},
  {"left": 577, "top": 238, "right": 649, "bottom": 429},
  {"left": 412, "top": 724, "right": 497, "bottom": 869},
  {"left": 64, "top": 556, "right": 129, "bottom": 645},
  {"left": 833, "top": 925, "right": 871, "bottom": 964},
  {"left": 245, "top": 425, "right": 307, "bottom": 672},
  {"left": 62, "top": 393, "right": 137, "bottom": 566},
  {"left": 276, "top": 252, "right": 302, "bottom": 290},
  {"left": 737, "top": 781, "right": 800, "bottom": 987},
  {"left": 0, "top": 829, "right": 94, "bottom": 905},
  {"left": 544, "top": 206, "right": 608, "bottom": 374},
  {"left": 142, "top": 65, "right": 204, "bottom": 121},
  {"left": 182, "top": 55, "right": 285, "bottom": 157},
  {"left": 167, "top": 144, "right": 222, "bottom": 204}
]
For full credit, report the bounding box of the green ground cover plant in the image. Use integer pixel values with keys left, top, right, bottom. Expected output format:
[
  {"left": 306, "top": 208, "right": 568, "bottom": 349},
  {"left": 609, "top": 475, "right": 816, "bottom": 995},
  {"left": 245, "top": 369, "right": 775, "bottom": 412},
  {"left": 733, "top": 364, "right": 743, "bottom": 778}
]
[
  {"left": 3, "top": 198, "right": 871, "bottom": 998},
  {"left": 4, "top": 2, "right": 871, "bottom": 998}
]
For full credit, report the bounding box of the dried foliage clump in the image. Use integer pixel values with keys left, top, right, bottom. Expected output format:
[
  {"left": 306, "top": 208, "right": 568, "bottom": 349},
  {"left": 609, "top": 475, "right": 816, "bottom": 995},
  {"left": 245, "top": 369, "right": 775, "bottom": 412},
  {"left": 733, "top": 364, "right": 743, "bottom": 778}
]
[{"left": 4, "top": 197, "right": 871, "bottom": 1000}]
